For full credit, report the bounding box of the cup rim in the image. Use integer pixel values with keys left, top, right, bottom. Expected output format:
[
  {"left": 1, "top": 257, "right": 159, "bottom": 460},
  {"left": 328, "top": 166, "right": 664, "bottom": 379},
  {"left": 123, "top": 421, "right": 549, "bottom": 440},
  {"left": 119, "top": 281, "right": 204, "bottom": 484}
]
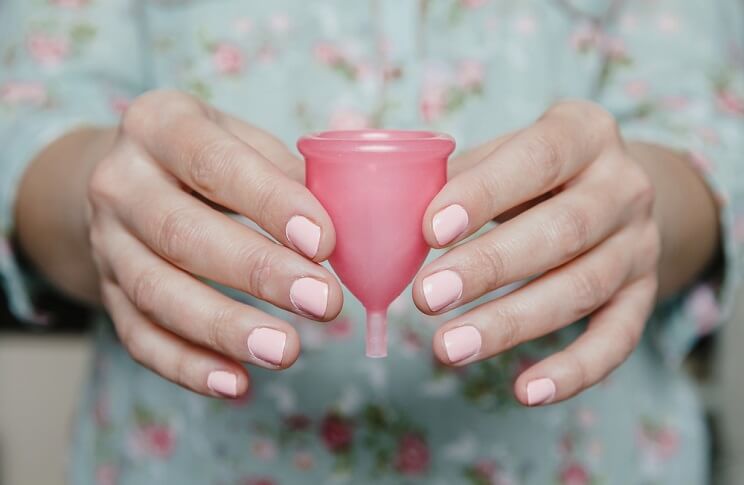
[{"left": 298, "top": 129, "right": 455, "bottom": 155}]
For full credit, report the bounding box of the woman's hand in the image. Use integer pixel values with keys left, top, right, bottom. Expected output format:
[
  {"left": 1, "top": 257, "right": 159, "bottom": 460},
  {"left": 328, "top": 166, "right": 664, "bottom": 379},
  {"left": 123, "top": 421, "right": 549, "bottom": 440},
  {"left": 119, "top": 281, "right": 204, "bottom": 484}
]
[
  {"left": 413, "top": 100, "right": 664, "bottom": 406},
  {"left": 84, "top": 90, "right": 343, "bottom": 397}
]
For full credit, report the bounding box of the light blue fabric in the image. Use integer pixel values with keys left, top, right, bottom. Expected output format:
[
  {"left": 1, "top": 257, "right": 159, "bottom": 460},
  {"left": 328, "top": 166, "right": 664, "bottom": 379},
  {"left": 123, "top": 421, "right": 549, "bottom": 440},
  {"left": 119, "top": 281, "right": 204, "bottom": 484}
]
[{"left": 1, "top": 1, "right": 743, "bottom": 484}]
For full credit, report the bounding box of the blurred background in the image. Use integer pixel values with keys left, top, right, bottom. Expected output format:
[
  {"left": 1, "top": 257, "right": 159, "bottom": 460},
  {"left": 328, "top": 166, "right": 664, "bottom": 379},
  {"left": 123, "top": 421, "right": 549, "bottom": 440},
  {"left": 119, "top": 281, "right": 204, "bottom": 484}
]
[{"left": 1, "top": 293, "right": 743, "bottom": 485}]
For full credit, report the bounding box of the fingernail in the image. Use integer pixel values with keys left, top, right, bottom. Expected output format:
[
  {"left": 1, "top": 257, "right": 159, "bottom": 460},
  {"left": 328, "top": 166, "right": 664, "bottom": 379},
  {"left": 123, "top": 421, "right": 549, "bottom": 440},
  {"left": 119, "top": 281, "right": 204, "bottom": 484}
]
[
  {"left": 207, "top": 371, "right": 237, "bottom": 397},
  {"left": 526, "top": 378, "right": 556, "bottom": 406},
  {"left": 423, "top": 270, "right": 463, "bottom": 312},
  {"left": 247, "top": 327, "right": 287, "bottom": 366},
  {"left": 443, "top": 325, "right": 481, "bottom": 363},
  {"left": 286, "top": 216, "right": 321, "bottom": 258},
  {"left": 290, "top": 277, "right": 328, "bottom": 318},
  {"left": 432, "top": 204, "right": 469, "bottom": 245}
]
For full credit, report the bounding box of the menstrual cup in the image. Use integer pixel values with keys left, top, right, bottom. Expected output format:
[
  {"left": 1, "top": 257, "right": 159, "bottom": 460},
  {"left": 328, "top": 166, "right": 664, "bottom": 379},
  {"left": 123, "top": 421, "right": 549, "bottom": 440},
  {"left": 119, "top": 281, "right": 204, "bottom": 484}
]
[{"left": 298, "top": 130, "right": 455, "bottom": 357}]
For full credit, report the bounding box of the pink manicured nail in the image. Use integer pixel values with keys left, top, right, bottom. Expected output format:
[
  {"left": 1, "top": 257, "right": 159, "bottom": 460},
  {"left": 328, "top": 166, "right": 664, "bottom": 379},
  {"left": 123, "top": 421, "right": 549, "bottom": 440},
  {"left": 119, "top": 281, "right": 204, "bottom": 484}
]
[
  {"left": 207, "top": 371, "right": 237, "bottom": 397},
  {"left": 443, "top": 325, "right": 481, "bottom": 363},
  {"left": 247, "top": 327, "right": 287, "bottom": 366},
  {"left": 432, "top": 204, "right": 469, "bottom": 245},
  {"left": 290, "top": 277, "right": 328, "bottom": 318},
  {"left": 423, "top": 270, "right": 463, "bottom": 312},
  {"left": 527, "top": 378, "right": 556, "bottom": 406},
  {"left": 286, "top": 216, "right": 321, "bottom": 258}
]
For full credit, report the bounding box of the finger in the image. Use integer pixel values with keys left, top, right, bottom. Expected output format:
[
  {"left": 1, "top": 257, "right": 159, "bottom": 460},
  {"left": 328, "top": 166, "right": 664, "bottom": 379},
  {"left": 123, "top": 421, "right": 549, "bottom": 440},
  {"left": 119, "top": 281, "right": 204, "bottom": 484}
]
[
  {"left": 101, "top": 280, "right": 250, "bottom": 398},
  {"left": 101, "top": 224, "right": 301, "bottom": 369},
  {"left": 431, "top": 226, "right": 654, "bottom": 365},
  {"left": 116, "top": 166, "right": 342, "bottom": 321},
  {"left": 414, "top": 172, "right": 643, "bottom": 314},
  {"left": 446, "top": 132, "right": 515, "bottom": 179},
  {"left": 513, "top": 274, "right": 657, "bottom": 406},
  {"left": 213, "top": 110, "right": 304, "bottom": 182},
  {"left": 123, "top": 91, "right": 334, "bottom": 261},
  {"left": 422, "top": 101, "right": 619, "bottom": 247}
]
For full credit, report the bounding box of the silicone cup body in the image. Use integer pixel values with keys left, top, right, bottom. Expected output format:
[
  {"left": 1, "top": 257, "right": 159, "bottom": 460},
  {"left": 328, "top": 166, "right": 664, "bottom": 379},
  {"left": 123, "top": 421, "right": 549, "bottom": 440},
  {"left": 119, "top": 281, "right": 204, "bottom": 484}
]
[{"left": 298, "top": 130, "right": 455, "bottom": 357}]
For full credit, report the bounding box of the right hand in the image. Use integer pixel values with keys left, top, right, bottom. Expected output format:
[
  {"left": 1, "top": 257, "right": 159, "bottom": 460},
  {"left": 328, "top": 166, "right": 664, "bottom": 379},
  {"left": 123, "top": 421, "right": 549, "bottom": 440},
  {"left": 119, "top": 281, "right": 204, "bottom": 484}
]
[{"left": 87, "top": 90, "right": 343, "bottom": 398}]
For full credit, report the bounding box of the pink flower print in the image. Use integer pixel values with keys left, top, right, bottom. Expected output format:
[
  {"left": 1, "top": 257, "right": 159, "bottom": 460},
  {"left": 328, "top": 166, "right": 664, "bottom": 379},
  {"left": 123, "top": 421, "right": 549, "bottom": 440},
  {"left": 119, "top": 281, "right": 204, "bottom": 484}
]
[
  {"left": 325, "top": 316, "right": 353, "bottom": 339},
  {"left": 269, "top": 13, "right": 291, "bottom": 34},
  {"left": 514, "top": 15, "right": 537, "bottom": 35},
  {"left": 320, "top": 413, "right": 353, "bottom": 453},
  {"left": 569, "top": 24, "right": 599, "bottom": 52},
  {"left": 27, "top": 34, "right": 69, "bottom": 67},
  {"left": 233, "top": 17, "right": 253, "bottom": 35},
  {"left": 355, "top": 61, "right": 376, "bottom": 81},
  {"left": 328, "top": 108, "right": 369, "bottom": 130},
  {"left": 110, "top": 96, "right": 131, "bottom": 116},
  {"left": 0, "top": 81, "right": 47, "bottom": 105},
  {"left": 560, "top": 463, "right": 590, "bottom": 485},
  {"left": 95, "top": 464, "right": 118, "bottom": 485},
  {"left": 313, "top": 42, "right": 342, "bottom": 65},
  {"left": 52, "top": 0, "right": 89, "bottom": 8},
  {"left": 402, "top": 327, "right": 424, "bottom": 352},
  {"left": 661, "top": 95, "right": 689, "bottom": 111},
  {"left": 293, "top": 451, "right": 315, "bottom": 470},
  {"left": 461, "top": 0, "right": 488, "bottom": 8},
  {"left": 577, "top": 408, "right": 596, "bottom": 428},
  {"left": 685, "top": 284, "right": 720, "bottom": 335},
  {"left": 130, "top": 424, "right": 176, "bottom": 459},
  {"left": 638, "top": 424, "right": 680, "bottom": 461},
  {"left": 656, "top": 13, "right": 681, "bottom": 33},
  {"left": 620, "top": 14, "right": 638, "bottom": 32},
  {"left": 599, "top": 36, "right": 628, "bottom": 61},
  {"left": 688, "top": 150, "right": 714, "bottom": 173},
  {"left": 696, "top": 127, "right": 720, "bottom": 146},
  {"left": 251, "top": 438, "right": 277, "bottom": 461},
  {"left": 393, "top": 433, "right": 430, "bottom": 475},
  {"left": 257, "top": 44, "right": 277, "bottom": 64},
  {"left": 716, "top": 90, "right": 744, "bottom": 116},
  {"left": 212, "top": 43, "right": 244, "bottom": 75},
  {"left": 473, "top": 459, "right": 499, "bottom": 482},
  {"left": 420, "top": 84, "right": 448, "bottom": 123},
  {"left": 456, "top": 60, "right": 485, "bottom": 91},
  {"left": 624, "top": 80, "right": 649, "bottom": 100}
]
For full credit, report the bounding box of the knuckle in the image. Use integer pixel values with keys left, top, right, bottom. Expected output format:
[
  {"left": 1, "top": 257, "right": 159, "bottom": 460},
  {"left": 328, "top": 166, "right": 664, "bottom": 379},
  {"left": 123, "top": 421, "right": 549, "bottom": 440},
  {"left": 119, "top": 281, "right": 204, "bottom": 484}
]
[
  {"left": 155, "top": 206, "right": 201, "bottom": 264},
  {"left": 568, "top": 268, "right": 607, "bottom": 317},
  {"left": 547, "top": 205, "right": 591, "bottom": 260},
  {"left": 205, "top": 306, "right": 236, "bottom": 353},
  {"left": 469, "top": 243, "right": 507, "bottom": 290},
  {"left": 251, "top": 173, "right": 285, "bottom": 223},
  {"left": 123, "top": 90, "right": 195, "bottom": 135},
  {"left": 495, "top": 306, "right": 522, "bottom": 350},
  {"left": 125, "top": 331, "right": 150, "bottom": 368},
  {"left": 130, "top": 267, "right": 165, "bottom": 315},
  {"left": 243, "top": 246, "right": 275, "bottom": 299},
  {"left": 87, "top": 160, "right": 120, "bottom": 207},
  {"left": 173, "top": 352, "right": 196, "bottom": 389},
  {"left": 188, "top": 138, "right": 241, "bottom": 194},
  {"left": 523, "top": 134, "right": 562, "bottom": 188}
]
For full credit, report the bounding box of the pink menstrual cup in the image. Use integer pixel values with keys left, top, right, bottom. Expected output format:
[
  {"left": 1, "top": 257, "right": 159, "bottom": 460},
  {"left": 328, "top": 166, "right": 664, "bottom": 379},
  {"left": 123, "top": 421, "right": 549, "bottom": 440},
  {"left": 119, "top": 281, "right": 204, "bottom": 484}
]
[{"left": 298, "top": 130, "right": 455, "bottom": 358}]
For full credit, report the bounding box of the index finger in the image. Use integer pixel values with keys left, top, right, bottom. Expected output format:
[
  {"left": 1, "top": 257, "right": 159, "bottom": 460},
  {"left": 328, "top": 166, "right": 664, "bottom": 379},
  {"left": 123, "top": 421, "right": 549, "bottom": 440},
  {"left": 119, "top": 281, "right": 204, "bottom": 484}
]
[
  {"left": 123, "top": 91, "right": 334, "bottom": 261},
  {"left": 422, "top": 100, "right": 619, "bottom": 248}
]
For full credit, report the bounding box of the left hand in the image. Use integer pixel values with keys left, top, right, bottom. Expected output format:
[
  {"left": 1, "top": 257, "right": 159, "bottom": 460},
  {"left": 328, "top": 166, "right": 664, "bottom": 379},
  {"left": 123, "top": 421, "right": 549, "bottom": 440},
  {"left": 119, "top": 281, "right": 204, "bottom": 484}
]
[{"left": 412, "top": 100, "right": 661, "bottom": 406}]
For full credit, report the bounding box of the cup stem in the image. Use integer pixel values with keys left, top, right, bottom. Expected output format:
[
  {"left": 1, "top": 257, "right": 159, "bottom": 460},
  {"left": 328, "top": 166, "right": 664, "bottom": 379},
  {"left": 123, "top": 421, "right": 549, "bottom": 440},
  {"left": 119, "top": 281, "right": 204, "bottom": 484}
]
[{"left": 365, "top": 310, "right": 388, "bottom": 358}]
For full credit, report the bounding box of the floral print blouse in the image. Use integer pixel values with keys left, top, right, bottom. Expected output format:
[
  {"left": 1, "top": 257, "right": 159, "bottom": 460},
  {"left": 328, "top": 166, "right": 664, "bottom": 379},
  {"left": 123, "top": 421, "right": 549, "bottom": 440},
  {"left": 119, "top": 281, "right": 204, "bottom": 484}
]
[{"left": 1, "top": 1, "right": 743, "bottom": 484}]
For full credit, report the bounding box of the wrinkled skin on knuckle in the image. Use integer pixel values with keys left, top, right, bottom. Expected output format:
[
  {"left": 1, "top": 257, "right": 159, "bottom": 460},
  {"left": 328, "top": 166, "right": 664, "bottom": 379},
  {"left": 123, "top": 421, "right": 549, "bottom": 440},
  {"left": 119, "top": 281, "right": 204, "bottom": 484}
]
[
  {"left": 569, "top": 268, "right": 607, "bottom": 318},
  {"left": 155, "top": 206, "right": 203, "bottom": 265},
  {"left": 122, "top": 89, "right": 198, "bottom": 139},
  {"left": 130, "top": 267, "right": 165, "bottom": 316},
  {"left": 523, "top": 133, "right": 562, "bottom": 188}
]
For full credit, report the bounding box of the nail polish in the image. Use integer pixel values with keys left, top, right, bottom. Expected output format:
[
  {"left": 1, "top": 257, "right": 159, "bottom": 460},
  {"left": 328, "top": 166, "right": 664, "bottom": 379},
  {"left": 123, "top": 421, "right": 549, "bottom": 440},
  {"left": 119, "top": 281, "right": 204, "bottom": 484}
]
[
  {"left": 423, "top": 270, "right": 463, "bottom": 311},
  {"left": 432, "top": 204, "right": 469, "bottom": 245},
  {"left": 526, "top": 378, "right": 556, "bottom": 406},
  {"left": 286, "top": 215, "right": 321, "bottom": 258},
  {"left": 443, "top": 325, "right": 481, "bottom": 363},
  {"left": 207, "top": 371, "right": 237, "bottom": 397},
  {"left": 247, "top": 327, "right": 287, "bottom": 366},
  {"left": 290, "top": 277, "right": 329, "bottom": 318}
]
